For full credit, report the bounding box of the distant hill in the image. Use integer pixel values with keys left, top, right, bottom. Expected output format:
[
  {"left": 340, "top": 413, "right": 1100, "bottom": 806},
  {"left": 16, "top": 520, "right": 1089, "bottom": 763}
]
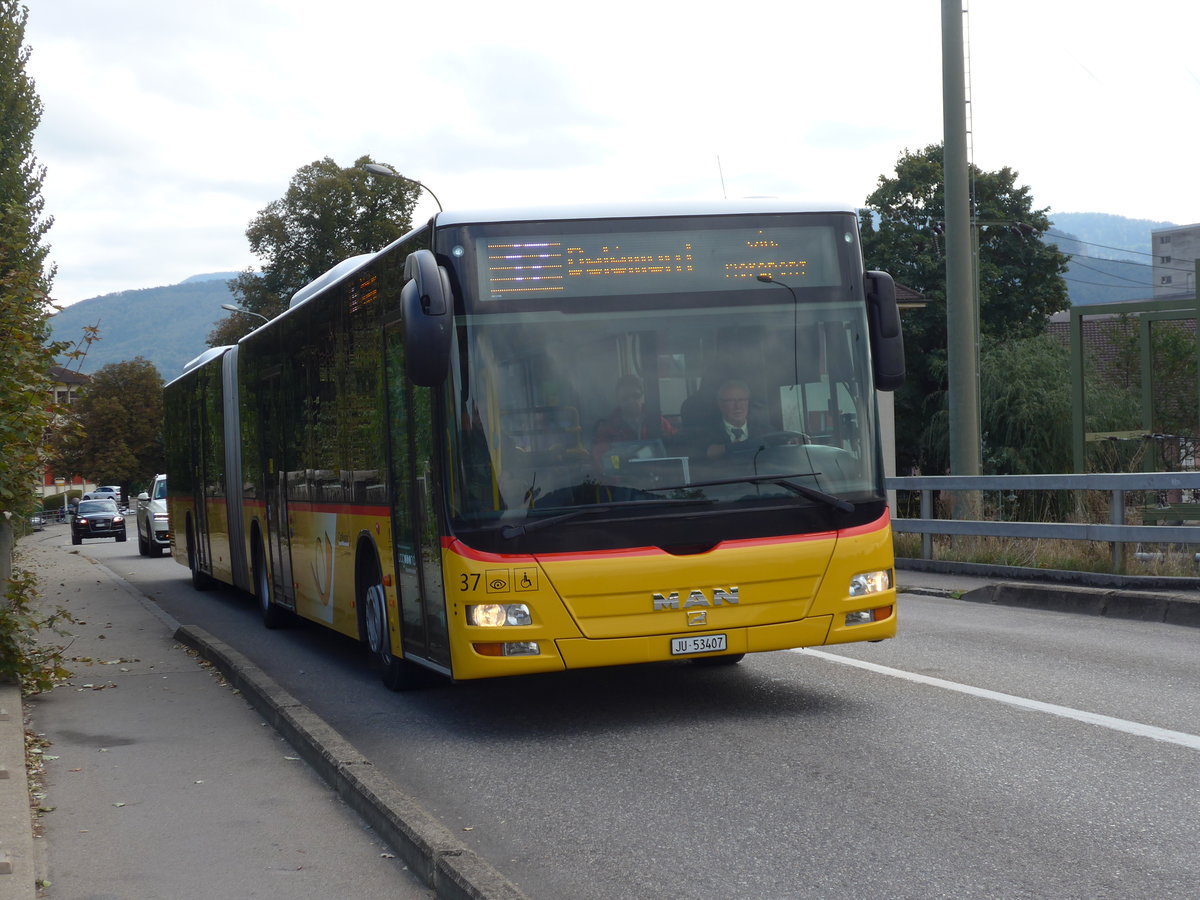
[
  {"left": 48, "top": 272, "right": 241, "bottom": 379},
  {"left": 1045, "top": 212, "right": 1179, "bottom": 305}
]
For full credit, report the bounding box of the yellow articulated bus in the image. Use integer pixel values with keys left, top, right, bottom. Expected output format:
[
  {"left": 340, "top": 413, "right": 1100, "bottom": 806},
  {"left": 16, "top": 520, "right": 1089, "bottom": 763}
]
[{"left": 164, "top": 200, "right": 905, "bottom": 690}]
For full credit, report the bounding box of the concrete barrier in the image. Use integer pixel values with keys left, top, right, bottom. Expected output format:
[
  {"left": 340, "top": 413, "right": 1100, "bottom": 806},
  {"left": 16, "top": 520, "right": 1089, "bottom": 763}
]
[{"left": 960, "top": 582, "right": 1200, "bottom": 627}]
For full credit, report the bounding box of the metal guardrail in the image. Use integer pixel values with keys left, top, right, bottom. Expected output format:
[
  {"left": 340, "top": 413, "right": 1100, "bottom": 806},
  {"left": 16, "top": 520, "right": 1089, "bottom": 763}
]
[{"left": 886, "top": 472, "right": 1200, "bottom": 572}]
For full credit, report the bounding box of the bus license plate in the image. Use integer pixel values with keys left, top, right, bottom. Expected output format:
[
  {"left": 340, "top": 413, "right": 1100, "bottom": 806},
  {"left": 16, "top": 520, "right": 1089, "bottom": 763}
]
[{"left": 670, "top": 634, "right": 727, "bottom": 656}]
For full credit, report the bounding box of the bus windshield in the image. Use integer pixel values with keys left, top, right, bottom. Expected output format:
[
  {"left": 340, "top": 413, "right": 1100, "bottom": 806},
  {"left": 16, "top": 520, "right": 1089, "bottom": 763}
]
[{"left": 441, "top": 211, "right": 884, "bottom": 551}]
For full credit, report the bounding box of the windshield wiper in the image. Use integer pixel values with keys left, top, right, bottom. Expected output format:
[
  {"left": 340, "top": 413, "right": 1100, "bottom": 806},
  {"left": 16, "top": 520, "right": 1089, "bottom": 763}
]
[
  {"left": 761, "top": 476, "right": 855, "bottom": 512},
  {"left": 655, "top": 473, "right": 855, "bottom": 513},
  {"left": 501, "top": 497, "right": 714, "bottom": 539}
]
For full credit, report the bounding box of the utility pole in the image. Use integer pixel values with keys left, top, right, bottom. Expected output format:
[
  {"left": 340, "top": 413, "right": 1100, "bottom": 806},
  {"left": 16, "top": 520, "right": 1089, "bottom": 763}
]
[{"left": 942, "top": 0, "right": 981, "bottom": 511}]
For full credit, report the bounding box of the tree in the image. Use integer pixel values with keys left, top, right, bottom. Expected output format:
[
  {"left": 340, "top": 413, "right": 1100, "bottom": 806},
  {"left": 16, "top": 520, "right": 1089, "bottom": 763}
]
[
  {"left": 860, "top": 144, "right": 1071, "bottom": 474},
  {"left": 1, "top": 0, "right": 71, "bottom": 688},
  {"left": 47, "top": 358, "right": 165, "bottom": 493},
  {"left": 208, "top": 155, "right": 422, "bottom": 346}
]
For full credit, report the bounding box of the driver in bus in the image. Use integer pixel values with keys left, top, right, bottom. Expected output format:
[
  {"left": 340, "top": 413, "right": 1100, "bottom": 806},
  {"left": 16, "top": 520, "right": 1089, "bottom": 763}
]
[
  {"left": 685, "top": 378, "right": 761, "bottom": 462},
  {"left": 591, "top": 375, "right": 676, "bottom": 469}
]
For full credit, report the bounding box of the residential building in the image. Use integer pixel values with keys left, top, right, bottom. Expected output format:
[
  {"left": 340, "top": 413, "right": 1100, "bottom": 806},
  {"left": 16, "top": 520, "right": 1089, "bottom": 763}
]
[
  {"left": 1151, "top": 223, "right": 1200, "bottom": 298},
  {"left": 40, "top": 365, "right": 90, "bottom": 503}
]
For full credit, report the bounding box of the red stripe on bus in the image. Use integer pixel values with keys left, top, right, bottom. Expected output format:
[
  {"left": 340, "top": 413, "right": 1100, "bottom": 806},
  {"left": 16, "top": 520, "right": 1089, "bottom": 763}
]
[{"left": 443, "top": 510, "right": 888, "bottom": 564}]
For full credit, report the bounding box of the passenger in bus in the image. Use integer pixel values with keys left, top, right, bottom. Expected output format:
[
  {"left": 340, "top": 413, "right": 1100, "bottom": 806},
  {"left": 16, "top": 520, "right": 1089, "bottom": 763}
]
[
  {"left": 591, "top": 375, "right": 676, "bottom": 469},
  {"left": 684, "top": 378, "right": 763, "bottom": 462}
]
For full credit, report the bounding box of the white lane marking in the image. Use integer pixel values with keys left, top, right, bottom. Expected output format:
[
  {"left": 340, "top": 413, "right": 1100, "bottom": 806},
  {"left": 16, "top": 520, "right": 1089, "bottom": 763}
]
[{"left": 796, "top": 648, "right": 1200, "bottom": 752}]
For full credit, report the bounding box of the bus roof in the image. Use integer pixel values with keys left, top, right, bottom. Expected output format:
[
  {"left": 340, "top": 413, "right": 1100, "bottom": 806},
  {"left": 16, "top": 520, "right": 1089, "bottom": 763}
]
[
  {"left": 431, "top": 198, "right": 858, "bottom": 228},
  {"left": 275, "top": 198, "right": 861, "bottom": 318}
]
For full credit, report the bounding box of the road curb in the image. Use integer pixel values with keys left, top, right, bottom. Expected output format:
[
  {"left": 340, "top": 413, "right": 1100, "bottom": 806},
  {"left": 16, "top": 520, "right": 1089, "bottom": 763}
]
[
  {"left": 896, "top": 557, "right": 1200, "bottom": 591},
  {"left": 173, "top": 625, "right": 529, "bottom": 900},
  {"left": 955, "top": 582, "right": 1200, "bottom": 627},
  {"left": 0, "top": 682, "right": 34, "bottom": 900}
]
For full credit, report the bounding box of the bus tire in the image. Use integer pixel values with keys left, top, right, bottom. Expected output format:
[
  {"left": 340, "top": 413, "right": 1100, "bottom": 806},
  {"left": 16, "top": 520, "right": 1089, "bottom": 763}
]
[
  {"left": 362, "top": 576, "right": 423, "bottom": 691},
  {"left": 691, "top": 653, "right": 745, "bottom": 667},
  {"left": 254, "top": 541, "right": 288, "bottom": 630}
]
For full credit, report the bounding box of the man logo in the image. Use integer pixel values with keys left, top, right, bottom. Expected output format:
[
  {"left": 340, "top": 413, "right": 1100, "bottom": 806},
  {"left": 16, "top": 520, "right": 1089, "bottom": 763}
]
[{"left": 652, "top": 587, "right": 739, "bottom": 611}]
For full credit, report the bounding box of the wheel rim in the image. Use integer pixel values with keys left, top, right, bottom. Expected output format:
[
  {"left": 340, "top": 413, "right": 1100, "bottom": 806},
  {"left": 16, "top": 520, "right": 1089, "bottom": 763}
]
[{"left": 364, "top": 583, "right": 391, "bottom": 663}]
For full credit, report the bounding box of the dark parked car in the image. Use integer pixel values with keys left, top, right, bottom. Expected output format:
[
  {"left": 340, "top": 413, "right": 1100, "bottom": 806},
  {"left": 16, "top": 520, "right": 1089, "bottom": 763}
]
[{"left": 71, "top": 498, "right": 127, "bottom": 545}]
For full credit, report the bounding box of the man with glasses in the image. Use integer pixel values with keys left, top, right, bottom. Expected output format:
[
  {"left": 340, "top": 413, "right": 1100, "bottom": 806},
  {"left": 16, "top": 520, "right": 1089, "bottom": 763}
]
[{"left": 688, "top": 378, "right": 755, "bottom": 462}]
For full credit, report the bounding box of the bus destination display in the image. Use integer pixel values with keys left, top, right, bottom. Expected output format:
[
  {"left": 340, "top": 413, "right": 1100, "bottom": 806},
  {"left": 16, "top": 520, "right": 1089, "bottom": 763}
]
[{"left": 476, "top": 224, "right": 839, "bottom": 301}]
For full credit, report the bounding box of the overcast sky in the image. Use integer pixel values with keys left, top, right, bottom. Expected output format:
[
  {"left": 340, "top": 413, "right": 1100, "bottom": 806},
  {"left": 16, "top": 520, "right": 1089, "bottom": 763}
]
[{"left": 24, "top": 0, "right": 1200, "bottom": 307}]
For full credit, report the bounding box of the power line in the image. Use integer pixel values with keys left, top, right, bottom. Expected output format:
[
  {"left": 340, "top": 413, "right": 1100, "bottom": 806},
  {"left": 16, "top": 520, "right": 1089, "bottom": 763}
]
[
  {"left": 1046, "top": 229, "right": 1200, "bottom": 277},
  {"left": 1044, "top": 228, "right": 1161, "bottom": 259},
  {"left": 1061, "top": 276, "right": 1154, "bottom": 290},
  {"left": 1060, "top": 249, "right": 1197, "bottom": 278},
  {"left": 1068, "top": 258, "right": 1154, "bottom": 285}
]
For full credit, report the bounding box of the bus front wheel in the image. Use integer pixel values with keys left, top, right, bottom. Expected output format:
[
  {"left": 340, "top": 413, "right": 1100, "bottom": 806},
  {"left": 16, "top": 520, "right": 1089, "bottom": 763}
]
[{"left": 363, "top": 581, "right": 423, "bottom": 691}]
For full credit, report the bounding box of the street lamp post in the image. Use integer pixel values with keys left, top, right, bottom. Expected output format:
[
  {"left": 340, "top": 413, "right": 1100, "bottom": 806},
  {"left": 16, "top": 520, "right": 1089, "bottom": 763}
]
[
  {"left": 361, "top": 162, "right": 443, "bottom": 212},
  {"left": 221, "top": 304, "right": 269, "bottom": 325},
  {"left": 943, "top": 0, "right": 981, "bottom": 520}
]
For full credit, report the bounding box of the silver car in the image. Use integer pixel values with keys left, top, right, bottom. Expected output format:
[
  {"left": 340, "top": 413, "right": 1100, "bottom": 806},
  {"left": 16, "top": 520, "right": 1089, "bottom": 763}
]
[{"left": 136, "top": 474, "right": 170, "bottom": 556}]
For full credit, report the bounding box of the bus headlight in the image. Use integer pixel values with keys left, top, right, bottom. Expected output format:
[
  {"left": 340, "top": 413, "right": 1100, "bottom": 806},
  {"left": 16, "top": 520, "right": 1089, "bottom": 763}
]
[
  {"left": 467, "top": 603, "right": 532, "bottom": 627},
  {"left": 849, "top": 569, "right": 892, "bottom": 597}
]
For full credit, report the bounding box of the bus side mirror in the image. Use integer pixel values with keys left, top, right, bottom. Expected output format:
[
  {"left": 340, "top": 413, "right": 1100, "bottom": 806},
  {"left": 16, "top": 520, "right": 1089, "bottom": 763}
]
[
  {"left": 864, "top": 270, "right": 906, "bottom": 392},
  {"left": 401, "top": 249, "right": 453, "bottom": 386}
]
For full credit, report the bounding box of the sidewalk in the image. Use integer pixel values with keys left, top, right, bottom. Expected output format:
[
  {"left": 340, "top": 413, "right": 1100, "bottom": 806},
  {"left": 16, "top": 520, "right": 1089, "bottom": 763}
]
[{"left": 2, "top": 527, "right": 435, "bottom": 900}]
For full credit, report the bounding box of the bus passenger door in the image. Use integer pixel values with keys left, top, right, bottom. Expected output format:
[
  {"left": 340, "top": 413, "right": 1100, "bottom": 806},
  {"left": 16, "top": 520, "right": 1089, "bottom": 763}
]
[
  {"left": 189, "top": 387, "right": 213, "bottom": 572},
  {"left": 384, "top": 321, "right": 451, "bottom": 672},
  {"left": 261, "top": 373, "right": 296, "bottom": 610}
]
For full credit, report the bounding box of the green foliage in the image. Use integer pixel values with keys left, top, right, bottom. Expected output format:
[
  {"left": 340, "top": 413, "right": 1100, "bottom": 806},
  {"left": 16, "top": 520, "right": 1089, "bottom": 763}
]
[
  {"left": 1, "top": 563, "right": 73, "bottom": 691},
  {"left": 979, "top": 334, "right": 1075, "bottom": 476},
  {"left": 860, "top": 144, "right": 1071, "bottom": 474},
  {"left": 0, "top": 0, "right": 58, "bottom": 515},
  {"left": 211, "top": 155, "right": 420, "bottom": 347},
  {"left": 46, "top": 357, "right": 165, "bottom": 491},
  {"left": 1, "top": 0, "right": 64, "bottom": 694}
]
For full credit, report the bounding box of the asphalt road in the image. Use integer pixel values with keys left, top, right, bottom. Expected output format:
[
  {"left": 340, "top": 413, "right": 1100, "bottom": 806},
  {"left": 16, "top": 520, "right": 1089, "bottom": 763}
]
[{"left": 73, "top": 536, "right": 1200, "bottom": 900}]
